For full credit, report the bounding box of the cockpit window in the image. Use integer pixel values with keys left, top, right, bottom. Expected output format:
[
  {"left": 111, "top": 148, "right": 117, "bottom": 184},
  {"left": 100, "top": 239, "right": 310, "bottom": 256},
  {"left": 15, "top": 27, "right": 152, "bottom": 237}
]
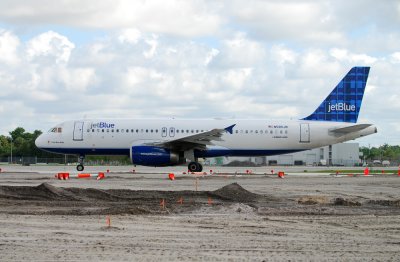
[{"left": 48, "top": 127, "right": 62, "bottom": 133}]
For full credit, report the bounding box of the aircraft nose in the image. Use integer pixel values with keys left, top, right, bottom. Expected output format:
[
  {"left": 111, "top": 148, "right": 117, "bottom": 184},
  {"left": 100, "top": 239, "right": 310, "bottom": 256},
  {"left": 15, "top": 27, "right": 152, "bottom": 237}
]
[{"left": 35, "top": 134, "right": 45, "bottom": 148}]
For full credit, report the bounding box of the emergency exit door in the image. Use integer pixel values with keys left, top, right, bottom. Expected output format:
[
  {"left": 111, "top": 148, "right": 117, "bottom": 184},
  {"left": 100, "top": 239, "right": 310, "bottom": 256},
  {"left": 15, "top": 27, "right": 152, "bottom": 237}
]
[
  {"left": 73, "top": 121, "right": 84, "bottom": 141},
  {"left": 300, "top": 123, "right": 310, "bottom": 143}
]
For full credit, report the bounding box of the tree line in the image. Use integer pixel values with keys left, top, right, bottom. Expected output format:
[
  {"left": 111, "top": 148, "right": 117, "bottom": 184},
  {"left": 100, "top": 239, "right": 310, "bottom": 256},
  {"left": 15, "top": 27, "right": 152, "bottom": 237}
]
[
  {"left": 0, "top": 127, "right": 52, "bottom": 158},
  {"left": 360, "top": 144, "right": 400, "bottom": 162}
]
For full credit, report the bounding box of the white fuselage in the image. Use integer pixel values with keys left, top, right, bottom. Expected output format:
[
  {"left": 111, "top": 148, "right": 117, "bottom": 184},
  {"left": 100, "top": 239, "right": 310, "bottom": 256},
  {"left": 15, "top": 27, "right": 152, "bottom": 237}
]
[{"left": 35, "top": 118, "right": 377, "bottom": 158}]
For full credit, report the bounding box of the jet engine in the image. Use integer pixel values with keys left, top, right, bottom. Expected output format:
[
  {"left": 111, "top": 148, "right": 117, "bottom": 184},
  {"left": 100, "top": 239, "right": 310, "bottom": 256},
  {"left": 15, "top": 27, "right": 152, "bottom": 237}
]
[{"left": 130, "top": 146, "right": 184, "bottom": 166}]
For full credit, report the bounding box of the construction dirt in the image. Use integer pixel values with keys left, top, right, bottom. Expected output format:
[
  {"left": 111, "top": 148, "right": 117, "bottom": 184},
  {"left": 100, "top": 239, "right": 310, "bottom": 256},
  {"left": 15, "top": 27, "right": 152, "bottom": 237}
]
[{"left": 0, "top": 168, "right": 400, "bottom": 261}]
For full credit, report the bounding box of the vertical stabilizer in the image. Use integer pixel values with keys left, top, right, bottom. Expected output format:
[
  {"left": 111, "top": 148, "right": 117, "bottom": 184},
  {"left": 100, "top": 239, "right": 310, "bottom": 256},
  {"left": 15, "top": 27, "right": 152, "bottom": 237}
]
[{"left": 302, "top": 67, "right": 370, "bottom": 123}]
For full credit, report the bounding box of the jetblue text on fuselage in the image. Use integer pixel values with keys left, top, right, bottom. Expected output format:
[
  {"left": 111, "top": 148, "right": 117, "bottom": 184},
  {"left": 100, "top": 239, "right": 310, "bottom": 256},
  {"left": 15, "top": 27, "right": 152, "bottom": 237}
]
[
  {"left": 327, "top": 103, "right": 356, "bottom": 113},
  {"left": 91, "top": 122, "right": 115, "bottom": 129}
]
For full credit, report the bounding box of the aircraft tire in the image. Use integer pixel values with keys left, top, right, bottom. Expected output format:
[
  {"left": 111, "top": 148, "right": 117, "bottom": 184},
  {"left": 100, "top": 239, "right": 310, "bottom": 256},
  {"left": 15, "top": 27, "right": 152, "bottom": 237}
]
[
  {"left": 188, "top": 162, "right": 203, "bottom": 172},
  {"left": 77, "top": 164, "right": 84, "bottom": 171}
]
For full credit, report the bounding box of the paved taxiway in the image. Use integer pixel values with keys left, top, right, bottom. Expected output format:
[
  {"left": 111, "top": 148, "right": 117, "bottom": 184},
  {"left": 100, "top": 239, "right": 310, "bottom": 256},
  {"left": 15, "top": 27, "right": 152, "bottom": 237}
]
[{"left": 0, "top": 165, "right": 400, "bottom": 261}]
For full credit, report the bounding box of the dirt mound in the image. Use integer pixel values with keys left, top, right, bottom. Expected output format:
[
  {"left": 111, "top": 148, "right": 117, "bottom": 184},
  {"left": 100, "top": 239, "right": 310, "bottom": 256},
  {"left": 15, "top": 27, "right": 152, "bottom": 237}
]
[
  {"left": 298, "top": 195, "right": 330, "bottom": 205},
  {"left": 333, "top": 197, "right": 361, "bottom": 206},
  {"left": 0, "top": 183, "right": 79, "bottom": 201},
  {"left": 367, "top": 199, "right": 400, "bottom": 207},
  {"left": 210, "top": 183, "right": 259, "bottom": 202},
  {"left": 0, "top": 182, "right": 261, "bottom": 216}
]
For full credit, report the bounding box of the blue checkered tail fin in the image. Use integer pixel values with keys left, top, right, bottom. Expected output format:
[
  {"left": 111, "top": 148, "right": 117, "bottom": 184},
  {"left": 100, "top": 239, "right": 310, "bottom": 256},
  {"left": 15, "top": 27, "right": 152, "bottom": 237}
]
[{"left": 302, "top": 67, "right": 370, "bottom": 123}]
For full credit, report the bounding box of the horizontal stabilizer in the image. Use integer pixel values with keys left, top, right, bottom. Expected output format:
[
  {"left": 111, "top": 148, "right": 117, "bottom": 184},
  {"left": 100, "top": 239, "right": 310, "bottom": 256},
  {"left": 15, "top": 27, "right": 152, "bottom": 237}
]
[{"left": 330, "top": 124, "right": 372, "bottom": 134}]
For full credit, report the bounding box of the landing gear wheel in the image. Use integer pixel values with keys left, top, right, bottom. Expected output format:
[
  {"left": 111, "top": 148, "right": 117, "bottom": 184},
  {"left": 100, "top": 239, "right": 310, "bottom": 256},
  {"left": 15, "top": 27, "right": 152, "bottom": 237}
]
[
  {"left": 188, "top": 162, "right": 203, "bottom": 172},
  {"left": 188, "top": 162, "right": 197, "bottom": 172},
  {"left": 77, "top": 155, "right": 85, "bottom": 172},
  {"left": 77, "top": 164, "right": 84, "bottom": 171}
]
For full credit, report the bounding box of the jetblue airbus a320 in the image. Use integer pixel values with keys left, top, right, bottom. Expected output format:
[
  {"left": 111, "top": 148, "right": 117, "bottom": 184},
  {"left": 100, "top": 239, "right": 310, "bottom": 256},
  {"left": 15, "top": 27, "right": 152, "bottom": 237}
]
[{"left": 35, "top": 67, "right": 377, "bottom": 172}]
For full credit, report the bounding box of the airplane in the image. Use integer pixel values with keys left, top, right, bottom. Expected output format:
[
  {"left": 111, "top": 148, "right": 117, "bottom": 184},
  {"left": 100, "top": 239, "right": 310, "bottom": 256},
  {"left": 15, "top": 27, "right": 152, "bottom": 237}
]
[{"left": 35, "top": 66, "right": 377, "bottom": 172}]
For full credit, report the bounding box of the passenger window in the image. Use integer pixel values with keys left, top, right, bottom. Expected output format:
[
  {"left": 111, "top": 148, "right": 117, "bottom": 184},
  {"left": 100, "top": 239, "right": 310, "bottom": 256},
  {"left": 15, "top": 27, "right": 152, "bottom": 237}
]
[
  {"left": 151, "top": 129, "right": 153, "bottom": 133},
  {"left": 102, "top": 129, "right": 104, "bottom": 132},
  {"left": 245, "top": 130, "right": 248, "bottom": 134},
  {"left": 285, "top": 130, "right": 288, "bottom": 134},
  {"left": 176, "top": 130, "right": 179, "bottom": 133},
  {"left": 196, "top": 130, "right": 199, "bottom": 133},
  {"left": 155, "top": 129, "right": 158, "bottom": 133},
  {"left": 260, "top": 130, "right": 263, "bottom": 134},
  {"left": 116, "top": 129, "right": 119, "bottom": 133},
  {"left": 87, "top": 129, "right": 90, "bottom": 132},
  {"left": 107, "top": 129, "right": 110, "bottom": 133},
  {"left": 270, "top": 130, "right": 273, "bottom": 134},
  {"left": 131, "top": 129, "right": 134, "bottom": 133},
  {"left": 121, "top": 129, "right": 124, "bottom": 133},
  {"left": 235, "top": 130, "right": 238, "bottom": 134},
  {"left": 146, "top": 129, "right": 148, "bottom": 133},
  {"left": 255, "top": 130, "right": 258, "bottom": 134},
  {"left": 112, "top": 129, "right": 114, "bottom": 133},
  {"left": 136, "top": 129, "right": 139, "bottom": 133},
  {"left": 126, "top": 129, "right": 129, "bottom": 133}
]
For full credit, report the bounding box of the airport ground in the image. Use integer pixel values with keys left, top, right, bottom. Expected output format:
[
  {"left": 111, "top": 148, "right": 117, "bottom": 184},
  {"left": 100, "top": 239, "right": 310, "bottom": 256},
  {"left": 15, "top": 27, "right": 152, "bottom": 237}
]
[{"left": 0, "top": 165, "right": 400, "bottom": 261}]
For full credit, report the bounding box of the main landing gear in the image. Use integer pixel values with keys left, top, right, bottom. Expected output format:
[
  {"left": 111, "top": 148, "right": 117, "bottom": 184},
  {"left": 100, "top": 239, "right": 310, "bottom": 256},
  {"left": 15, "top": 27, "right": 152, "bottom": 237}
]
[
  {"left": 188, "top": 161, "right": 203, "bottom": 172},
  {"left": 76, "top": 155, "right": 85, "bottom": 171}
]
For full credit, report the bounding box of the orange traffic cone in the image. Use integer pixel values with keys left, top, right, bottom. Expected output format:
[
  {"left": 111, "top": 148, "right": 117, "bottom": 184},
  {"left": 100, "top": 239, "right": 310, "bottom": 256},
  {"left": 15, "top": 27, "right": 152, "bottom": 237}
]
[
  {"left": 106, "top": 216, "right": 111, "bottom": 227},
  {"left": 97, "top": 172, "right": 105, "bottom": 180},
  {"left": 177, "top": 197, "right": 183, "bottom": 205}
]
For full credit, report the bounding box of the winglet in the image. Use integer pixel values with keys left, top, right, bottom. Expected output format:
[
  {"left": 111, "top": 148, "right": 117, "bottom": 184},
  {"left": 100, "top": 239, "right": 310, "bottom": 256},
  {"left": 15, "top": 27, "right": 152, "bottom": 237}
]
[{"left": 224, "top": 124, "right": 236, "bottom": 134}]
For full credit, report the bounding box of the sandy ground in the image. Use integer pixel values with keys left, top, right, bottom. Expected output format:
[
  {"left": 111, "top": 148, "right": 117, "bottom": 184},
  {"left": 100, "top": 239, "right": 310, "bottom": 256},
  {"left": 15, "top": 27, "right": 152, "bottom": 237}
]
[{"left": 0, "top": 165, "right": 400, "bottom": 261}]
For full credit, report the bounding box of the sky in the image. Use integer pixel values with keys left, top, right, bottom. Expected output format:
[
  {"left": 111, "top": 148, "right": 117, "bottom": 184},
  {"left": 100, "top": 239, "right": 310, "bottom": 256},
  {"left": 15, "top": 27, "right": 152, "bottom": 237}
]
[{"left": 0, "top": 0, "right": 399, "bottom": 147}]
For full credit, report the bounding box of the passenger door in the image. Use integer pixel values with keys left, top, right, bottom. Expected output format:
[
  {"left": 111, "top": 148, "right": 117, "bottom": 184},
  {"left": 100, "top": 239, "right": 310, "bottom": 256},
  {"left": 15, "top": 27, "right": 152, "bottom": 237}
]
[
  {"left": 73, "top": 121, "right": 84, "bottom": 141},
  {"left": 300, "top": 123, "right": 310, "bottom": 143}
]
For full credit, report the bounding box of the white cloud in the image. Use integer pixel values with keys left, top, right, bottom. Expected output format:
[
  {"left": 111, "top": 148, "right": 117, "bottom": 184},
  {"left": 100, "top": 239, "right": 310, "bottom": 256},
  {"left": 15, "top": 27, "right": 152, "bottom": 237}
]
[
  {"left": 215, "top": 32, "right": 266, "bottom": 67},
  {"left": 0, "top": 30, "right": 20, "bottom": 65},
  {"left": 330, "top": 48, "right": 378, "bottom": 64},
  {"left": 143, "top": 35, "right": 158, "bottom": 59},
  {"left": 26, "top": 31, "right": 75, "bottom": 64},
  {"left": 0, "top": 0, "right": 223, "bottom": 37},
  {"left": 390, "top": 52, "right": 400, "bottom": 64},
  {"left": 118, "top": 28, "right": 142, "bottom": 44},
  {"left": 59, "top": 67, "right": 96, "bottom": 92}
]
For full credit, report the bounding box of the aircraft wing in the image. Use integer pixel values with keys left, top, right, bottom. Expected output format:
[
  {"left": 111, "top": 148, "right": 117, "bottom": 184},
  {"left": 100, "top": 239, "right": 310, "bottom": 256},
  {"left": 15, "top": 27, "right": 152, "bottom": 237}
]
[
  {"left": 330, "top": 124, "right": 372, "bottom": 135},
  {"left": 144, "top": 124, "right": 236, "bottom": 151}
]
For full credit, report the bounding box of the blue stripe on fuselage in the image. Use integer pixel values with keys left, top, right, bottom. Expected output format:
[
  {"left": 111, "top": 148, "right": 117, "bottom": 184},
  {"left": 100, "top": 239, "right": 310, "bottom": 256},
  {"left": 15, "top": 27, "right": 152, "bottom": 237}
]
[{"left": 39, "top": 147, "right": 304, "bottom": 157}]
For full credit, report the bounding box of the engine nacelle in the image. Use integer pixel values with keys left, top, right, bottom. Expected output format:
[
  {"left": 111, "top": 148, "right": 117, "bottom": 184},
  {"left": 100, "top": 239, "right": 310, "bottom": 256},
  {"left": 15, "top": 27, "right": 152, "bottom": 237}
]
[{"left": 130, "top": 146, "right": 183, "bottom": 167}]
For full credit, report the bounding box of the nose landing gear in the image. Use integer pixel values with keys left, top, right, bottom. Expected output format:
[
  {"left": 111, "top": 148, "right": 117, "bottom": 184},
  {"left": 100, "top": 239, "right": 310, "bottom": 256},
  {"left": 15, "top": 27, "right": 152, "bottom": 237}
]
[{"left": 76, "top": 155, "right": 85, "bottom": 171}]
